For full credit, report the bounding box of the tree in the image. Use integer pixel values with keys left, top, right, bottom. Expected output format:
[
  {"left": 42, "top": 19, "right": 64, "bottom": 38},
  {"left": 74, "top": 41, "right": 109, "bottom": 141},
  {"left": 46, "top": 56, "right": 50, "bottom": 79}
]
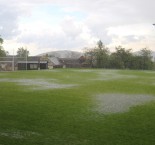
[
  {"left": 84, "top": 47, "right": 96, "bottom": 67},
  {"left": 109, "top": 46, "right": 133, "bottom": 69},
  {"left": 109, "top": 53, "right": 124, "bottom": 69},
  {"left": 139, "top": 48, "right": 153, "bottom": 70},
  {"left": 95, "top": 40, "right": 109, "bottom": 68},
  {"left": 0, "top": 36, "right": 4, "bottom": 45},
  {"left": 0, "top": 36, "right": 8, "bottom": 57},
  {"left": 97, "top": 40, "right": 103, "bottom": 50},
  {"left": 84, "top": 40, "right": 109, "bottom": 68},
  {"left": 128, "top": 55, "right": 141, "bottom": 70},
  {"left": 17, "top": 47, "right": 29, "bottom": 57},
  {"left": 84, "top": 42, "right": 154, "bottom": 70}
]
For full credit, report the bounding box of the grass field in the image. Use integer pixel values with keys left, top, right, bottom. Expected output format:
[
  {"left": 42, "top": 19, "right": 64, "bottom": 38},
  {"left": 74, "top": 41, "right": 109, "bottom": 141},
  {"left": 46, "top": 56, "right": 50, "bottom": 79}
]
[{"left": 0, "top": 69, "right": 155, "bottom": 145}]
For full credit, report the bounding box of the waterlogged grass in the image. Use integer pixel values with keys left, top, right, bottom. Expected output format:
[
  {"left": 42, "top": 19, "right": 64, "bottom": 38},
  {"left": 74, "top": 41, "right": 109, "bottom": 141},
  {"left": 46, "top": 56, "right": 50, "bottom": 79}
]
[{"left": 0, "top": 69, "right": 155, "bottom": 145}]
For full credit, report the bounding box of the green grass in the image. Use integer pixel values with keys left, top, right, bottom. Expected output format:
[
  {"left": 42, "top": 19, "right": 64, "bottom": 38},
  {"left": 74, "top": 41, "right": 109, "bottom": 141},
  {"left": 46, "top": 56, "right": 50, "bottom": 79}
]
[{"left": 0, "top": 69, "right": 155, "bottom": 145}]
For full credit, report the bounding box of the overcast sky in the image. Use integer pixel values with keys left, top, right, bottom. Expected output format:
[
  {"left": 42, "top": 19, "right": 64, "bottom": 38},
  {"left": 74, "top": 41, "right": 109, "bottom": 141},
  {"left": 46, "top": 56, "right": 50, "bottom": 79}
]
[{"left": 1, "top": 0, "right": 155, "bottom": 55}]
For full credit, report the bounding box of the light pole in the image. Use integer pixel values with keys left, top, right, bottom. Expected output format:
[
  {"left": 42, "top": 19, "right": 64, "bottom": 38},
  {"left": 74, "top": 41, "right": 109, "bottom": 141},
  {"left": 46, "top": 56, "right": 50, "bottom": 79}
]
[
  {"left": 26, "top": 49, "right": 27, "bottom": 71},
  {"left": 12, "top": 48, "right": 14, "bottom": 71},
  {"left": 152, "top": 24, "right": 155, "bottom": 62}
]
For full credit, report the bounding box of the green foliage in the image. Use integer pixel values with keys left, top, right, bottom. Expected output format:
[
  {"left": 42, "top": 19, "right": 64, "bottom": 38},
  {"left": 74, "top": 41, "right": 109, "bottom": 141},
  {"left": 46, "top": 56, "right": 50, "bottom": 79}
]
[
  {"left": 84, "top": 41, "right": 154, "bottom": 70},
  {"left": 139, "top": 48, "right": 153, "bottom": 70},
  {"left": 16, "top": 47, "right": 29, "bottom": 57},
  {"left": 110, "top": 46, "right": 132, "bottom": 69},
  {"left": 95, "top": 40, "right": 109, "bottom": 68},
  {"left": 0, "top": 47, "right": 7, "bottom": 57},
  {"left": 0, "top": 36, "right": 4, "bottom": 45},
  {"left": 84, "top": 40, "right": 109, "bottom": 68},
  {"left": 0, "top": 36, "right": 8, "bottom": 57},
  {"left": 84, "top": 47, "right": 96, "bottom": 67}
]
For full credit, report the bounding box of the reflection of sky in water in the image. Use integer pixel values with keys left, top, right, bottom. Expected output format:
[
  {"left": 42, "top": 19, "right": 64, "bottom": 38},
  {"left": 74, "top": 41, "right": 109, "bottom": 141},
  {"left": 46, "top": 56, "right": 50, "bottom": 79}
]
[
  {"left": 94, "top": 94, "right": 155, "bottom": 114},
  {"left": 0, "top": 78, "right": 77, "bottom": 90}
]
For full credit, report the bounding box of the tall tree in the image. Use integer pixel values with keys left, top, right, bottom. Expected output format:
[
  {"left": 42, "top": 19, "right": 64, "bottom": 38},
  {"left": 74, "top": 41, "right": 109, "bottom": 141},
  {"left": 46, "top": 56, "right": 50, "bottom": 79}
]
[
  {"left": 0, "top": 36, "right": 4, "bottom": 45},
  {"left": 95, "top": 40, "right": 109, "bottom": 68},
  {"left": 0, "top": 36, "right": 8, "bottom": 57},
  {"left": 139, "top": 48, "right": 153, "bottom": 70},
  {"left": 84, "top": 40, "right": 109, "bottom": 68},
  {"left": 17, "top": 47, "right": 29, "bottom": 57},
  {"left": 84, "top": 47, "right": 96, "bottom": 67},
  {"left": 109, "top": 46, "right": 132, "bottom": 69},
  {"left": 84, "top": 43, "right": 154, "bottom": 70}
]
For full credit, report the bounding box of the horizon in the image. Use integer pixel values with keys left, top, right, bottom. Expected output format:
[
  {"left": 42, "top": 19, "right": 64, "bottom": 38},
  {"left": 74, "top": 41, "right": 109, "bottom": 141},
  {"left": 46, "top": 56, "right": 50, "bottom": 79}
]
[{"left": 4, "top": 49, "right": 155, "bottom": 57}]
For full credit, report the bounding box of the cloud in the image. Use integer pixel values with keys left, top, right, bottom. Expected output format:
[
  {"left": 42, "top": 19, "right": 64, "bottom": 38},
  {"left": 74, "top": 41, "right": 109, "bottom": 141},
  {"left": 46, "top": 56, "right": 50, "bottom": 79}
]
[
  {"left": 61, "top": 16, "right": 83, "bottom": 39},
  {"left": 1, "top": 0, "right": 155, "bottom": 55},
  {"left": 0, "top": 3, "right": 20, "bottom": 38},
  {"left": 17, "top": 15, "right": 98, "bottom": 54}
]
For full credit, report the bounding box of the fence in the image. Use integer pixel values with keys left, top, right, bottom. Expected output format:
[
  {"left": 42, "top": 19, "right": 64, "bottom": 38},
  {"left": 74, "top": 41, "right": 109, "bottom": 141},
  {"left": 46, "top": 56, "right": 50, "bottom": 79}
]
[{"left": 0, "top": 56, "right": 26, "bottom": 71}]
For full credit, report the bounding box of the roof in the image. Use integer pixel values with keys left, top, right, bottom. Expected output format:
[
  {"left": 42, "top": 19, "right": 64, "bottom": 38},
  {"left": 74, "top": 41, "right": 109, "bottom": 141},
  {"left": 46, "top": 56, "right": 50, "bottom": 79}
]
[
  {"left": 59, "top": 58, "right": 80, "bottom": 64},
  {"left": 48, "top": 57, "right": 62, "bottom": 66}
]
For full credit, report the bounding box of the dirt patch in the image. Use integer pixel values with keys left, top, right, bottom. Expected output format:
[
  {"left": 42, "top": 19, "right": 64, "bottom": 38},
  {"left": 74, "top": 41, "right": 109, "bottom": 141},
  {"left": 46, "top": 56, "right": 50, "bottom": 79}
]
[{"left": 94, "top": 94, "right": 155, "bottom": 114}]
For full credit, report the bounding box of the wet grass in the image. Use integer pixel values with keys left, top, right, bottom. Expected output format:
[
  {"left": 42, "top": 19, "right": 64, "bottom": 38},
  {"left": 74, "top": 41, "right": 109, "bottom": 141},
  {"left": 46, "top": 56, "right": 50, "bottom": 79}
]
[{"left": 0, "top": 69, "right": 155, "bottom": 145}]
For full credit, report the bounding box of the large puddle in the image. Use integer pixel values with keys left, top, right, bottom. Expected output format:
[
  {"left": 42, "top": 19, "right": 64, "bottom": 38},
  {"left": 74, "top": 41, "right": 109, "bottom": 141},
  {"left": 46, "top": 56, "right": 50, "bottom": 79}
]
[
  {"left": 96, "top": 71, "right": 137, "bottom": 81},
  {"left": 0, "top": 129, "right": 41, "bottom": 139},
  {"left": 94, "top": 94, "right": 155, "bottom": 114},
  {"left": 0, "top": 78, "right": 77, "bottom": 90}
]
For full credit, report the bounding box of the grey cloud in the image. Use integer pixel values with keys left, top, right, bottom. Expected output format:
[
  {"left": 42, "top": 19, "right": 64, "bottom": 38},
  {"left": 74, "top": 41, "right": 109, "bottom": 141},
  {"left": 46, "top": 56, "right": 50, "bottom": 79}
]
[
  {"left": 1, "top": 0, "right": 155, "bottom": 53},
  {"left": 0, "top": 0, "right": 47, "bottom": 39},
  {"left": 1, "top": 0, "right": 155, "bottom": 29},
  {"left": 18, "top": 32, "right": 86, "bottom": 51},
  {"left": 72, "top": 0, "right": 155, "bottom": 26},
  {"left": 124, "top": 35, "right": 146, "bottom": 43},
  {"left": 60, "top": 17, "right": 83, "bottom": 39},
  {"left": 0, "top": 2, "right": 24, "bottom": 39}
]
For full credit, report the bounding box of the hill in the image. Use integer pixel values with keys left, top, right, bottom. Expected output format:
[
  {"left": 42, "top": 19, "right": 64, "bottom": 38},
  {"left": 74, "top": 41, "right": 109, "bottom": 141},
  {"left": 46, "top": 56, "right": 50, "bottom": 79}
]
[{"left": 38, "top": 50, "right": 83, "bottom": 59}]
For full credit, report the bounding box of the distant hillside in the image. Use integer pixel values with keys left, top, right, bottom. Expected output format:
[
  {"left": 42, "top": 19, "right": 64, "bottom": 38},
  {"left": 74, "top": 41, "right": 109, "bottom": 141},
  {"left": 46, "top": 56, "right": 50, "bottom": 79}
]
[{"left": 39, "top": 50, "right": 83, "bottom": 59}]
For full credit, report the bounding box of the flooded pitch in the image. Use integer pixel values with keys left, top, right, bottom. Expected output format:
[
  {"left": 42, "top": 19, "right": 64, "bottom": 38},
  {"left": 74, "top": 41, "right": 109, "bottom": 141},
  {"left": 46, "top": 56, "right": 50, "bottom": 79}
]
[
  {"left": 0, "top": 78, "right": 77, "bottom": 90},
  {"left": 94, "top": 94, "right": 155, "bottom": 114}
]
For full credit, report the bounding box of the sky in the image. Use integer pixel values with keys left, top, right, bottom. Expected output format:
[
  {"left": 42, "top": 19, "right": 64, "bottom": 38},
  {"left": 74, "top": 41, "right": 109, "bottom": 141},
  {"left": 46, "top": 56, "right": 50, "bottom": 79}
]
[{"left": 0, "top": 0, "right": 155, "bottom": 55}]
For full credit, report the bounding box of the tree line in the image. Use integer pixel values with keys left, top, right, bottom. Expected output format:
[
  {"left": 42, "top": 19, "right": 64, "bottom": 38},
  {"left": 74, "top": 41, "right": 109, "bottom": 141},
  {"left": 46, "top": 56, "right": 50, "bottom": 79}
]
[
  {"left": 0, "top": 36, "right": 29, "bottom": 57},
  {"left": 84, "top": 40, "right": 154, "bottom": 70},
  {"left": 0, "top": 36, "right": 154, "bottom": 70}
]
